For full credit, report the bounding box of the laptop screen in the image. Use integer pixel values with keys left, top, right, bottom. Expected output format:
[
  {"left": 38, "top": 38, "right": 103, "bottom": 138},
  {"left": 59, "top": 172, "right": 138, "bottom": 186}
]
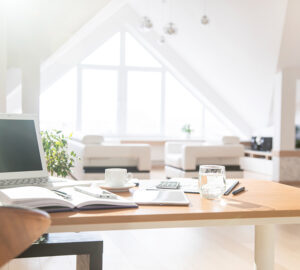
[{"left": 0, "top": 119, "right": 43, "bottom": 173}]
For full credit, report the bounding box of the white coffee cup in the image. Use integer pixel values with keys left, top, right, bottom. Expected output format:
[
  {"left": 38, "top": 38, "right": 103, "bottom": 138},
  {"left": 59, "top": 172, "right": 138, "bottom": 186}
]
[{"left": 105, "top": 168, "right": 132, "bottom": 188}]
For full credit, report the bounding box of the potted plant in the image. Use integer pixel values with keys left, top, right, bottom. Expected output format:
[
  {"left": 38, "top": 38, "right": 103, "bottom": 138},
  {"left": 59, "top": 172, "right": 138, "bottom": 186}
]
[
  {"left": 41, "top": 130, "right": 78, "bottom": 179},
  {"left": 181, "top": 124, "right": 193, "bottom": 139}
]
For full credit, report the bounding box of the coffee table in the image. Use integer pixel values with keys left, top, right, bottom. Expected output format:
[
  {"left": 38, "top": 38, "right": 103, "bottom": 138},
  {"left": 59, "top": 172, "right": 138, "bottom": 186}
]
[{"left": 49, "top": 179, "right": 300, "bottom": 270}]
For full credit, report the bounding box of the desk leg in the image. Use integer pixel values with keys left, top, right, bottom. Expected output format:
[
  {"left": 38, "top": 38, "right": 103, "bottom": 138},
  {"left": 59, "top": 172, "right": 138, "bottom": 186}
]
[
  {"left": 77, "top": 254, "right": 102, "bottom": 270},
  {"left": 254, "top": 225, "right": 275, "bottom": 270},
  {"left": 77, "top": 254, "right": 89, "bottom": 270}
]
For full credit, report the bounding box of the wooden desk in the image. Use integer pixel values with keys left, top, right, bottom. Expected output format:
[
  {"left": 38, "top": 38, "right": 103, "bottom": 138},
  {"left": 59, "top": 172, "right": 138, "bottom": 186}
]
[{"left": 50, "top": 179, "right": 300, "bottom": 270}]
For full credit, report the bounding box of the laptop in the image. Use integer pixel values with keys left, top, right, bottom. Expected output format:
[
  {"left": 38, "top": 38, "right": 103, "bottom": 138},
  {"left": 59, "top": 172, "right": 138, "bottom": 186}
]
[{"left": 0, "top": 114, "right": 62, "bottom": 188}]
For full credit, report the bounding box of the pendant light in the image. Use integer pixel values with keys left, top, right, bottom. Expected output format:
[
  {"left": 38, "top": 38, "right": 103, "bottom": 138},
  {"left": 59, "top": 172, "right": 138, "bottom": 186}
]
[
  {"left": 140, "top": 1, "right": 153, "bottom": 31},
  {"left": 158, "top": 0, "right": 167, "bottom": 44},
  {"left": 163, "top": 0, "right": 178, "bottom": 36},
  {"left": 201, "top": 0, "right": 210, "bottom": 25}
]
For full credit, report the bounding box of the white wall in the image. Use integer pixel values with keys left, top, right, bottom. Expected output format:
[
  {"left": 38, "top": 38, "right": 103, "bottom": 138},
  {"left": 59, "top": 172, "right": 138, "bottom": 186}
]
[
  {"left": 278, "top": 0, "right": 300, "bottom": 69},
  {"left": 130, "top": 0, "right": 288, "bottom": 133},
  {"left": 278, "top": 0, "right": 300, "bottom": 126},
  {"left": 273, "top": 69, "right": 299, "bottom": 151}
]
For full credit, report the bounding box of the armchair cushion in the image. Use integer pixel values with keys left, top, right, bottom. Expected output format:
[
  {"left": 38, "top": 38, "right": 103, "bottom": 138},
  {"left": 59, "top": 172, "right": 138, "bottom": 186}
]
[
  {"left": 165, "top": 141, "right": 244, "bottom": 171},
  {"left": 183, "top": 144, "right": 244, "bottom": 170}
]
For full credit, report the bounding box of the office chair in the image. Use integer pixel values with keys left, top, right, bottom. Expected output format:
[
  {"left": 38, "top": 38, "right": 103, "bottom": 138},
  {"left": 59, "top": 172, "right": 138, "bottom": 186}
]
[{"left": 0, "top": 206, "right": 50, "bottom": 267}]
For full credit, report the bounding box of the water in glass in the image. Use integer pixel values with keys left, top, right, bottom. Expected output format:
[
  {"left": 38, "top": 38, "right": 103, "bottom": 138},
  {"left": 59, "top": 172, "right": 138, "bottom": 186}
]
[{"left": 198, "top": 165, "right": 226, "bottom": 200}]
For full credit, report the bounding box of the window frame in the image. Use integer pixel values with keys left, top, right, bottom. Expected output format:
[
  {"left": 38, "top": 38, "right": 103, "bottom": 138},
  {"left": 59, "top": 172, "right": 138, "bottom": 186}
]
[
  {"left": 72, "top": 29, "right": 234, "bottom": 139},
  {"left": 77, "top": 30, "right": 169, "bottom": 138}
]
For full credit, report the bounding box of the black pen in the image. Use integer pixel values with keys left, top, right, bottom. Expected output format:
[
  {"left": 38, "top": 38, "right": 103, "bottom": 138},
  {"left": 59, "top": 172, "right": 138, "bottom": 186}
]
[
  {"left": 232, "top": 186, "right": 245, "bottom": 195},
  {"left": 224, "top": 180, "right": 239, "bottom": 196}
]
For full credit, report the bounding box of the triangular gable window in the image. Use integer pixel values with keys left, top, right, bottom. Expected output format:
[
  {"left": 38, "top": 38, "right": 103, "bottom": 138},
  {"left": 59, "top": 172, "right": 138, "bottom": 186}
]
[
  {"left": 82, "top": 32, "right": 120, "bottom": 66},
  {"left": 125, "top": 32, "right": 161, "bottom": 67},
  {"left": 40, "top": 30, "right": 236, "bottom": 139}
]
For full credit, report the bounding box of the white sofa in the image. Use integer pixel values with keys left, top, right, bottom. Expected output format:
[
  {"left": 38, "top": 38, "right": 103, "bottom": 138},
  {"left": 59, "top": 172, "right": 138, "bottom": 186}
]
[
  {"left": 69, "top": 134, "right": 151, "bottom": 180},
  {"left": 164, "top": 137, "right": 244, "bottom": 178}
]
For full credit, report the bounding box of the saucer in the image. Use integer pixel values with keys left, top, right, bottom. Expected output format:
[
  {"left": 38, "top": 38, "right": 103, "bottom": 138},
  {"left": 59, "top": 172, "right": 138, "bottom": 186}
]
[{"left": 99, "top": 182, "right": 136, "bottom": 192}]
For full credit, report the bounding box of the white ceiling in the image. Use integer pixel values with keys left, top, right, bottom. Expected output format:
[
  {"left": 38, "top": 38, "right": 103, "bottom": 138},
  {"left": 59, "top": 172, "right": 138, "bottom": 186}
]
[{"left": 6, "top": 0, "right": 112, "bottom": 66}]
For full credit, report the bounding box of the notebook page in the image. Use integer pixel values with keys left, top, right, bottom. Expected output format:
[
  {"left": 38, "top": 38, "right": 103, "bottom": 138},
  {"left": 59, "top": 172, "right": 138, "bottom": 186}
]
[
  {"left": 59, "top": 187, "right": 136, "bottom": 208},
  {"left": 0, "top": 186, "right": 74, "bottom": 208}
]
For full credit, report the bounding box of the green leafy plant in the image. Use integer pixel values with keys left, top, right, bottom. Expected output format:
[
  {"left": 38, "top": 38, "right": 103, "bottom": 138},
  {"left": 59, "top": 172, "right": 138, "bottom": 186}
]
[
  {"left": 41, "top": 130, "right": 78, "bottom": 178},
  {"left": 181, "top": 124, "right": 193, "bottom": 135}
]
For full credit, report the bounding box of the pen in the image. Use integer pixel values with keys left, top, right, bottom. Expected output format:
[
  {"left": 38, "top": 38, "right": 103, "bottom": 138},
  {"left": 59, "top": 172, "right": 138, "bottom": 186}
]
[
  {"left": 224, "top": 181, "right": 239, "bottom": 196},
  {"left": 183, "top": 190, "right": 200, "bottom": 194},
  {"left": 74, "top": 186, "right": 118, "bottom": 200},
  {"left": 100, "top": 190, "right": 117, "bottom": 199},
  {"left": 53, "top": 190, "right": 72, "bottom": 200},
  {"left": 232, "top": 186, "right": 245, "bottom": 195}
]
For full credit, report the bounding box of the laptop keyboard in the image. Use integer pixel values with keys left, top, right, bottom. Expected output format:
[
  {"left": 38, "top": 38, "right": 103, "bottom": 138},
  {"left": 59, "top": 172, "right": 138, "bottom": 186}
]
[{"left": 0, "top": 177, "right": 49, "bottom": 188}]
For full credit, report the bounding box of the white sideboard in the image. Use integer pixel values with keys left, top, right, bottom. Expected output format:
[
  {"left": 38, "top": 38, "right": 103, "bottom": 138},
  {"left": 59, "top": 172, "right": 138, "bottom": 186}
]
[{"left": 241, "top": 150, "right": 273, "bottom": 178}]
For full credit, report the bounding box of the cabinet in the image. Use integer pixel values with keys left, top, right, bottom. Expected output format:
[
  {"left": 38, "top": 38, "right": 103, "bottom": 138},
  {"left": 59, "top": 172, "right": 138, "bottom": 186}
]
[{"left": 241, "top": 150, "right": 273, "bottom": 176}]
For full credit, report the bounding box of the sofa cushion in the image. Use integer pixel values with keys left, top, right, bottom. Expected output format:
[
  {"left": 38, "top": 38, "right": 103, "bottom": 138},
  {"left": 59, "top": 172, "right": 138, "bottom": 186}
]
[
  {"left": 184, "top": 144, "right": 244, "bottom": 158},
  {"left": 71, "top": 132, "right": 103, "bottom": 144},
  {"left": 84, "top": 157, "right": 138, "bottom": 167},
  {"left": 222, "top": 136, "right": 240, "bottom": 145},
  {"left": 196, "top": 157, "right": 241, "bottom": 166},
  {"left": 68, "top": 140, "right": 151, "bottom": 171}
]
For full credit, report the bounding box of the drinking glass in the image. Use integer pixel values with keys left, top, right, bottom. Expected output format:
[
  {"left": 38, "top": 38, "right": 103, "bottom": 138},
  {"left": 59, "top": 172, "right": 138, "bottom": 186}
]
[{"left": 198, "top": 165, "right": 226, "bottom": 199}]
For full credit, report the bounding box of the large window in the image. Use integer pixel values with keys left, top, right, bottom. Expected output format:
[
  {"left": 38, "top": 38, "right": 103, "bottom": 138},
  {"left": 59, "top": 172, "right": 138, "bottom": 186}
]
[
  {"left": 81, "top": 69, "right": 118, "bottom": 134},
  {"left": 127, "top": 71, "right": 161, "bottom": 135},
  {"left": 40, "top": 30, "right": 235, "bottom": 139},
  {"left": 40, "top": 68, "right": 77, "bottom": 131},
  {"left": 165, "top": 72, "right": 204, "bottom": 137}
]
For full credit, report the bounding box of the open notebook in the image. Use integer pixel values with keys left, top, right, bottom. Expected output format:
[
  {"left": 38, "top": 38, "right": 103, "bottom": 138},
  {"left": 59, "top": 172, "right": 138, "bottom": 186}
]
[{"left": 0, "top": 186, "right": 137, "bottom": 212}]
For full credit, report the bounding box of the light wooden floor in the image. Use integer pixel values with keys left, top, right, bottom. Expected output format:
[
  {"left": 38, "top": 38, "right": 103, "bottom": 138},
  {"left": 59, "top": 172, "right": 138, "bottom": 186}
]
[{"left": 2, "top": 168, "right": 300, "bottom": 270}]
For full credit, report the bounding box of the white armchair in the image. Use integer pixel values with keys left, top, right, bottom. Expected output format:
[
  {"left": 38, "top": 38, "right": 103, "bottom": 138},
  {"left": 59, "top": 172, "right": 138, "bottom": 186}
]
[
  {"left": 165, "top": 137, "right": 244, "bottom": 178},
  {"left": 69, "top": 134, "right": 151, "bottom": 180}
]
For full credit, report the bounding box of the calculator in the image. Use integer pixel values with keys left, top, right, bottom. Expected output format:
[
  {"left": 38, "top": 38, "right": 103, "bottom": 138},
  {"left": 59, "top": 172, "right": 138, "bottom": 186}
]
[{"left": 156, "top": 181, "right": 180, "bottom": 189}]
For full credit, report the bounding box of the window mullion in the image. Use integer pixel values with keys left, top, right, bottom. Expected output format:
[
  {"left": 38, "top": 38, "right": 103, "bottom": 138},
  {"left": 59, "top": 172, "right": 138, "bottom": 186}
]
[
  {"left": 161, "top": 69, "right": 166, "bottom": 137},
  {"left": 118, "top": 68, "right": 127, "bottom": 135},
  {"left": 202, "top": 105, "right": 206, "bottom": 140},
  {"left": 76, "top": 66, "right": 82, "bottom": 131},
  {"left": 118, "top": 30, "right": 127, "bottom": 136}
]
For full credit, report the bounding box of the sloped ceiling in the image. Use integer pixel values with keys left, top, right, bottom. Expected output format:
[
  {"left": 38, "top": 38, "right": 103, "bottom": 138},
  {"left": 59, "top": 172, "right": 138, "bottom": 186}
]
[
  {"left": 130, "top": 0, "right": 288, "bottom": 132},
  {"left": 6, "top": 0, "right": 112, "bottom": 66}
]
